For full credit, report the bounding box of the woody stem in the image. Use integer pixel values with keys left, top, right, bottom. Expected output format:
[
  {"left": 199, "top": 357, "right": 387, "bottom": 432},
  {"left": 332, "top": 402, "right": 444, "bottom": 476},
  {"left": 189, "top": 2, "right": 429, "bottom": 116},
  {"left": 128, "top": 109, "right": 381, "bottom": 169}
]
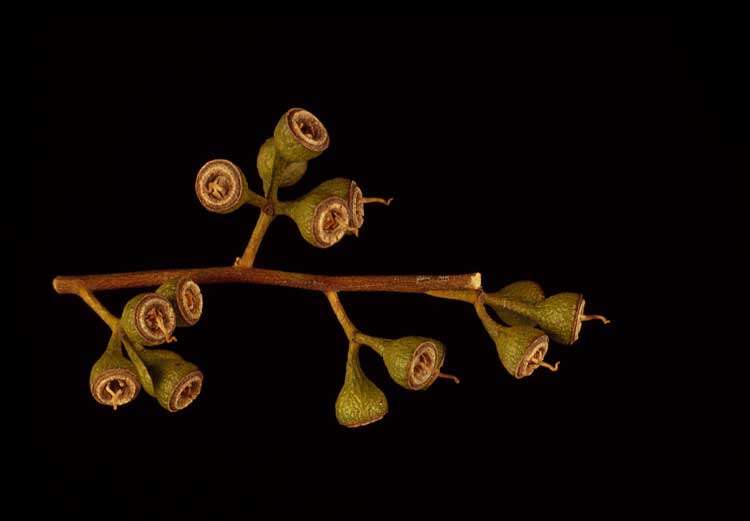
[
  {"left": 325, "top": 292, "right": 359, "bottom": 342},
  {"left": 54, "top": 268, "right": 482, "bottom": 294},
  {"left": 77, "top": 287, "right": 120, "bottom": 331},
  {"left": 237, "top": 211, "right": 274, "bottom": 268}
]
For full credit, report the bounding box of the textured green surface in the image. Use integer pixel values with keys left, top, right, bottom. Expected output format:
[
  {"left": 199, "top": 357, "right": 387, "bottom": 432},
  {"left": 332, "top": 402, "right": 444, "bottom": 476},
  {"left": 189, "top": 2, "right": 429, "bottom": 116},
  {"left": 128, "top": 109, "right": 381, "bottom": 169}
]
[
  {"left": 155, "top": 278, "right": 184, "bottom": 326},
  {"left": 273, "top": 110, "right": 327, "bottom": 162},
  {"left": 494, "top": 326, "right": 547, "bottom": 378},
  {"left": 476, "top": 304, "right": 547, "bottom": 377},
  {"left": 120, "top": 293, "right": 172, "bottom": 346},
  {"left": 492, "top": 281, "right": 545, "bottom": 327},
  {"left": 121, "top": 339, "right": 155, "bottom": 396},
  {"left": 362, "top": 335, "right": 446, "bottom": 390},
  {"left": 487, "top": 292, "right": 583, "bottom": 345},
  {"left": 256, "top": 137, "right": 309, "bottom": 194},
  {"left": 256, "top": 137, "right": 276, "bottom": 194},
  {"left": 279, "top": 186, "right": 348, "bottom": 248},
  {"left": 156, "top": 277, "right": 201, "bottom": 327},
  {"left": 335, "top": 343, "right": 388, "bottom": 427},
  {"left": 138, "top": 349, "right": 202, "bottom": 412},
  {"left": 530, "top": 293, "right": 583, "bottom": 345},
  {"left": 315, "top": 177, "right": 352, "bottom": 199},
  {"left": 89, "top": 333, "right": 140, "bottom": 403}
]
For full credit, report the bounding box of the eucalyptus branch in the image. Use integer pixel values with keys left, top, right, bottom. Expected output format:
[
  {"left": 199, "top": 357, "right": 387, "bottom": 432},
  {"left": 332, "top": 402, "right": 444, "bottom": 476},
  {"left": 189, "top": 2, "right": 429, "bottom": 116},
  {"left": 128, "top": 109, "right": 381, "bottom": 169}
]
[
  {"left": 53, "top": 267, "right": 481, "bottom": 295},
  {"left": 53, "top": 107, "right": 610, "bottom": 425}
]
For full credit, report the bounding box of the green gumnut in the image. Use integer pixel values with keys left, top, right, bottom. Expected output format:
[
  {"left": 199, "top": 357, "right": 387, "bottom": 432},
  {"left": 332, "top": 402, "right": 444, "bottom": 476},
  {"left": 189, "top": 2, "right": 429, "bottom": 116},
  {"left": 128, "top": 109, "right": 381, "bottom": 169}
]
[
  {"left": 156, "top": 277, "right": 203, "bottom": 327},
  {"left": 526, "top": 293, "right": 585, "bottom": 345},
  {"left": 491, "top": 281, "right": 545, "bottom": 327},
  {"left": 138, "top": 349, "right": 203, "bottom": 412},
  {"left": 256, "top": 138, "right": 308, "bottom": 194},
  {"left": 335, "top": 343, "right": 388, "bottom": 428},
  {"left": 195, "top": 159, "right": 251, "bottom": 214},
  {"left": 273, "top": 108, "right": 329, "bottom": 162},
  {"left": 488, "top": 323, "right": 551, "bottom": 379},
  {"left": 89, "top": 332, "right": 141, "bottom": 409},
  {"left": 363, "top": 336, "right": 446, "bottom": 390},
  {"left": 121, "top": 293, "right": 177, "bottom": 346},
  {"left": 484, "top": 291, "right": 596, "bottom": 345},
  {"left": 475, "top": 301, "right": 553, "bottom": 379},
  {"left": 279, "top": 186, "right": 351, "bottom": 248}
]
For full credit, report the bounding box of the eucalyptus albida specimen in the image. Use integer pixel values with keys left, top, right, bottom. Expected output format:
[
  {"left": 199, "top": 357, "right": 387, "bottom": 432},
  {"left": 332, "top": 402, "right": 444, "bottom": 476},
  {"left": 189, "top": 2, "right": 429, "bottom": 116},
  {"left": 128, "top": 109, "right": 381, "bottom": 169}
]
[{"left": 54, "top": 108, "right": 610, "bottom": 426}]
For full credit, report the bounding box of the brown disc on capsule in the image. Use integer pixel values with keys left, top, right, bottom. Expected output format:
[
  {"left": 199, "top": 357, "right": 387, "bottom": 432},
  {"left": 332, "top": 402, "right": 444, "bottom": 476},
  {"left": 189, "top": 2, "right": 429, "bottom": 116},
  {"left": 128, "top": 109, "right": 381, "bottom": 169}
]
[
  {"left": 127, "top": 294, "right": 177, "bottom": 346},
  {"left": 91, "top": 368, "right": 141, "bottom": 410},
  {"left": 195, "top": 159, "right": 247, "bottom": 214},
  {"left": 515, "top": 335, "right": 556, "bottom": 379},
  {"left": 169, "top": 370, "right": 204, "bottom": 412},
  {"left": 176, "top": 278, "right": 203, "bottom": 326},
  {"left": 349, "top": 181, "right": 365, "bottom": 229},
  {"left": 407, "top": 341, "right": 442, "bottom": 390},
  {"left": 312, "top": 196, "right": 350, "bottom": 248},
  {"left": 287, "top": 109, "right": 329, "bottom": 152}
]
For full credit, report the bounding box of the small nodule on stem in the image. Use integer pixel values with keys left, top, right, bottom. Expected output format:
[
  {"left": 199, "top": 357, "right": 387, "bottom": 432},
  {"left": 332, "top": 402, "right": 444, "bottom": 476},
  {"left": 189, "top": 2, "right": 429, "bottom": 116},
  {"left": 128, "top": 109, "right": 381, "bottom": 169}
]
[
  {"left": 438, "top": 372, "right": 460, "bottom": 384},
  {"left": 362, "top": 197, "right": 393, "bottom": 206},
  {"left": 581, "top": 314, "right": 611, "bottom": 324}
]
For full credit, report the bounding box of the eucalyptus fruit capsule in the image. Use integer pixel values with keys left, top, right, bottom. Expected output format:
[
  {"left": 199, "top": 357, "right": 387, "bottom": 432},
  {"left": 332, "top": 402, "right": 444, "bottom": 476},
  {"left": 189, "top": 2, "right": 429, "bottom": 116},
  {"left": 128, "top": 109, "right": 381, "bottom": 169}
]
[
  {"left": 314, "top": 178, "right": 392, "bottom": 232},
  {"left": 256, "top": 137, "right": 308, "bottom": 195},
  {"left": 335, "top": 342, "right": 388, "bottom": 428},
  {"left": 278, "top": 188, "right": 354, "bottom": 248},
  {"left": 121, "top": 293, "right": 177, "bottom": 346},
  {"left": 195, "top": 159, "right": 250, "bottom": 214},
  {"left": 475, "top": 299, "right": 558, "bottom": 379},
  {"left": 484, "top": 292, "right": 610, "bottom": 345},
  {"left": 156, "top": 277, "right": 203, "bottom": 327},
  {"left": 90, "top": 332, "right": 141, "bottom": 410},
  {"left": 357, "top": 334, "right": 458, "bottom": 390},
  {"left": 273, "top": 108, "right": 329, "bottom": 162},
  {"left": 490, "top": 280, "right": 545, "bottom": 327},
  {"left": 138, "top": 349, "right": 204, "bottom": 412}
]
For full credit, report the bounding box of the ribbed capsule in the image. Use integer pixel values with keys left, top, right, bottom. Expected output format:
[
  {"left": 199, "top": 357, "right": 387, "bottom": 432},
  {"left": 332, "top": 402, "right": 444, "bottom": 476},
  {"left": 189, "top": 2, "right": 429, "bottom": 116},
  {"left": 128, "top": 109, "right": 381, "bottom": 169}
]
[
  {"left": 484, "top": 291, "right": 610, "bottom": 345},
  {"left": 89, "top": 332, "right": 141, "bottom": 410},
  {"left": 314, "top": 177, "right": 391, "bottom": 231},
  {"left": 121, "top": 293, "right": 177, "bottom": 346},
  {"left": 195, "top": 159, "right": 250, "bottom": 214},
  {"left": 279, "top": 186, "right": 353, "bottom": 248},
  {"left": 273, "top": 108, "right": 329, "bottom": 162},
  {"left": 156, "top": 277, "right": 203, "bottom": 327},
  {"left": 138, "top": 349, "right": 204, "bottom": 412},
  {"left": 475, "top": 299, "right": 557, "bottom": 379},
  {"left": 358, "top": 335, "right": 449, "bottom": 390},
  {"left": 335, "top": 343, "right": 388, "bottom": 428}
]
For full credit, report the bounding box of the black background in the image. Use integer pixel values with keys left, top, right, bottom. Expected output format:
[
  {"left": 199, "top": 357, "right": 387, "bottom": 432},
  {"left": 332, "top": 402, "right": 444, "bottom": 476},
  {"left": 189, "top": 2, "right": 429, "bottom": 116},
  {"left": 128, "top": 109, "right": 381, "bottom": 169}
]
[{"left": 29, "top": 16, "right": 746, "bottom": 515}]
